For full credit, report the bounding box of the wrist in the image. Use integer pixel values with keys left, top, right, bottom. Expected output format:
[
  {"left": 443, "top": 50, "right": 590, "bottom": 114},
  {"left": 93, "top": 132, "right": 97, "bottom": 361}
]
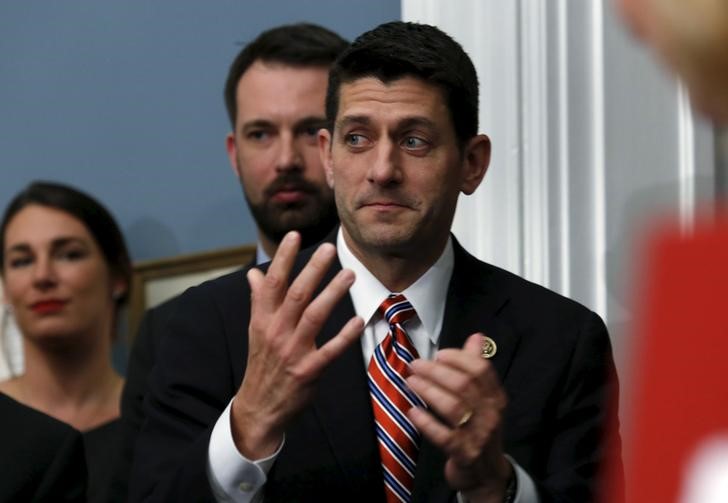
[
  {"left": 462, "top": 457, "right": 514, "bottom": 503},
  {"left": 230, "top": 398, "right": 283, "bottom": 459}
]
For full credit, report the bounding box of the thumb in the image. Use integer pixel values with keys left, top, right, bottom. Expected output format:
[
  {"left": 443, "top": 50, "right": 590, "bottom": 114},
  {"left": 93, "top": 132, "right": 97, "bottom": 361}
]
[{"left": 463, "top": 332, "right": 486, "bottom": 355}]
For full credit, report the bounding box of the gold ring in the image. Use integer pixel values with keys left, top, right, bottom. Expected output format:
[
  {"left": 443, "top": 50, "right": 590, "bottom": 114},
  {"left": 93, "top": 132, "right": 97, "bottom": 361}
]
[{"left": 457, "top": 409, "right": 473, "bottom": 427}]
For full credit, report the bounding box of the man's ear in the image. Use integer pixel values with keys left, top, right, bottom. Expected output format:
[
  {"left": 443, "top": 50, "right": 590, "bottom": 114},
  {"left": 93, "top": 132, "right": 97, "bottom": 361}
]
[
  {"left": 225, "top": 132, "right": 242, "bottom": 178},
  {"left": 460, "top": 134, "right": 491, "bottom": 195},
  {"left": 318, "top": 128, "right": 335, "bottom": 189}
]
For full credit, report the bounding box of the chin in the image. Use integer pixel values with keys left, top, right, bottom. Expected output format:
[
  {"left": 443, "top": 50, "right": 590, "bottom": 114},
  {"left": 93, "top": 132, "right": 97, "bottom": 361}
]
[
  {"left": 358, "top": 228, "right": 418, "bottom": 253},
  {"left": 22, "top": 321, "right": 81, "bottom": 345}
]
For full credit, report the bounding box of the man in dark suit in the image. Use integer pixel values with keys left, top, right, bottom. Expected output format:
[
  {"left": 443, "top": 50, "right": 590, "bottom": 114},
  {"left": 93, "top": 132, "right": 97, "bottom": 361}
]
[
  {"left": 0, "top": 393, "right": 87, "bottom": 502},
  {"left": 131, "top": 21, "right": 619, "bottom": 502},
  {"left": 116, "top": 23, "right": 347, "bottom": 501}
]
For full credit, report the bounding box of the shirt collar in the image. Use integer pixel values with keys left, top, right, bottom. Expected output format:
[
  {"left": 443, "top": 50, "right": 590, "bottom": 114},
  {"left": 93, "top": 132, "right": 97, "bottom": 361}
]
[
  {"left": 336, "top": 229, "right": 454, "bottom": 345},
  {"left": 255, "top": 244, "right": 271, "bottom": 266}
]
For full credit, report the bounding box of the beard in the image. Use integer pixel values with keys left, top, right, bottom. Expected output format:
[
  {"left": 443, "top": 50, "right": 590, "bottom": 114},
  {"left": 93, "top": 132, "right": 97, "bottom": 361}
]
[{"left": 244, "top": 172, "right": 339, "bottom": 250}]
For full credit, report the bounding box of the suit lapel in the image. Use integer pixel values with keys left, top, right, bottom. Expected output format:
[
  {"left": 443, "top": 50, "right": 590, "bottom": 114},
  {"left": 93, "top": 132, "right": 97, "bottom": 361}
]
[
  {"left": 413, "top": 239, "right": 522, "bottom": 501},
  {"left": 311, "top": 255, "right": 382, "bottom": 496}
]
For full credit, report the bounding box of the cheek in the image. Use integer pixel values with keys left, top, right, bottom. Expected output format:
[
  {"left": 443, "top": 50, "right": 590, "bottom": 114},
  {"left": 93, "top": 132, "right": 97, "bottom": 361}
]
[
  {"left": 64, "top": 263, "right": 111, "bottom": 298},
  {"left": 301, "top": 147, "right": 328, "bottom": 181},
  {"left": 238, "top": 152, "right": 276, "bottom": 196},
  {"left": 2, "top": 272, "right": 30, "bottom": 304}
]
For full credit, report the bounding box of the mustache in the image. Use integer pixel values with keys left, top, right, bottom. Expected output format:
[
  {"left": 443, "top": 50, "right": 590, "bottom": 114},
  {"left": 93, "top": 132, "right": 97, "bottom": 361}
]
[{"left": 264, "top": 173, "right": 321, "bottom": 199}]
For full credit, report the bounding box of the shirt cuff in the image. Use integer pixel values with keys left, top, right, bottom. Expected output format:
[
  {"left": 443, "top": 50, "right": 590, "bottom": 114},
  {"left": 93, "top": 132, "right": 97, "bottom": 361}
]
[
  {"left": 456, "top": 455, "right": 540, "bottom": 503},
  {"left": 207, "top": 399, "right": 282, "bottom": 503},
  {"left": 507, "top": 454, "right": 539, "bottom": 503}
]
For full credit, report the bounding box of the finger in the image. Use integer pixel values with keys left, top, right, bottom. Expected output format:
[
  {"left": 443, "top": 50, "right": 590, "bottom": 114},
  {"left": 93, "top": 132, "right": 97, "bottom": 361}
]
[
  {"left": 433, "top": 334, "right": 503, "bottom": 395},
  {"left": 408, "top": 405, "right": 458, "bottom": 453},
  {"left": 278, "top": 243, "right": 338, "bottom": 324},
  {"left": 247, "top": 266, "right": 265, "bottom": 300},
  {"left": 290, "top": 267, "right": 355, "bottom": 342},
  {"left": 296, "top": 315, "right": 365, "bottom": 377},
  {"left": 463, "top": 332, "right": 485, "bottom": 354},
  {"left": 410, "top": 358, "right": 473, "bottom": 393},
  {"left": 409, "top": 402, "right": 498, "bottom": 467},
  {"left": 247, "top": 266, "right": 280, "bottom": 340},
  {"left": 406, "top": 373, "right": 471, "bottom": 428},
  {"left": 433, "top": 338, "right": 488, "bottom": 377},
  {"left": 258, "top": 231, "right": 301, "bottom": 307}
]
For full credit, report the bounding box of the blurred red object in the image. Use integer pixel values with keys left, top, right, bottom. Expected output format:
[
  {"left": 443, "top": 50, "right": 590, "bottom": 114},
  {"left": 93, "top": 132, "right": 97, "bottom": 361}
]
[{"left": 601, "top": 213, "right": 728, "bottom": 502}]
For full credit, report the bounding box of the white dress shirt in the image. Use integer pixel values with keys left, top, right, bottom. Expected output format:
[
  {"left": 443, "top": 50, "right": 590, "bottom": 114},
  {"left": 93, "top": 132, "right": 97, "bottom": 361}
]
[{"left": 207, "top": 230, "right": 539, "bottom": 502}]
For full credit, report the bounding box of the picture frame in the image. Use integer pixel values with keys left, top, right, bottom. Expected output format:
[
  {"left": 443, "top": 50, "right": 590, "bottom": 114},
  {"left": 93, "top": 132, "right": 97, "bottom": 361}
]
[{"left": 128, "top": 244, "right": 255, "bottom": 340}]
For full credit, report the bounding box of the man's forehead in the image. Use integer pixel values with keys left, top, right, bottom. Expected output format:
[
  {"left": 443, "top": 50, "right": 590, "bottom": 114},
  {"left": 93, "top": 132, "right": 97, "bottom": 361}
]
[
  {"left": 235, "top": 61, "right": 328, "bottom": 124},
  {"left": 334, "top": 76, "right": 449, "bottom": 127},
  {"left": 337, "top": 77, "right": 445, "bottom": 110}
]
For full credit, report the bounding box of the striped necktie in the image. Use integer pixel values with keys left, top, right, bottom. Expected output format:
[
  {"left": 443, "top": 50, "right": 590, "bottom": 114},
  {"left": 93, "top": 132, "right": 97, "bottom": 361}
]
[{"left": 368, "top": 293, "right": 426, "bottom": 502}]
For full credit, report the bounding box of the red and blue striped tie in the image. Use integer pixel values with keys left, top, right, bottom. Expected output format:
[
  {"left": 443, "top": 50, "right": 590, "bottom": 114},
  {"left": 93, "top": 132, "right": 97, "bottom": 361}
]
[{"left": 368, "top": 294, "right": 426, "bottom": 502}]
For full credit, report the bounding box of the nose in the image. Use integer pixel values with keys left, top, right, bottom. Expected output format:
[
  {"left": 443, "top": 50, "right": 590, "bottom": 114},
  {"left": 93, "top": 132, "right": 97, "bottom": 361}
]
[
  {"left": 367, "top": 139, "right": 401, "bottom": 186},
  {"left": 32, "top": 256, "right": 57, "bottom": 291},
  {"left": 275, "top": 132, "right": 304, "bottom": 173}
]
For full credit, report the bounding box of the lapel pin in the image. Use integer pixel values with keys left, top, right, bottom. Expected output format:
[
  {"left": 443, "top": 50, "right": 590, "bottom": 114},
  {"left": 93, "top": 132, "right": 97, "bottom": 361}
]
[{"left": 481, "top": 336, "right": 497, "bottom": 359}]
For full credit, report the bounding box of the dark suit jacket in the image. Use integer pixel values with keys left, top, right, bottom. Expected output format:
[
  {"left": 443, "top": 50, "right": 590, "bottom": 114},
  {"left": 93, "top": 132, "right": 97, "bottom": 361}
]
[
  {"left": 114, "top": 298, "right": 180, "bottom": 503},
  {"left": 115, "top": 259, "right": 256, "bottom": 502},
  {"left": 130, "top": 237, "right": 619, "bottom": 502},
  {"left": 0, "top": 393, "right": 87, "bottom": 502}
]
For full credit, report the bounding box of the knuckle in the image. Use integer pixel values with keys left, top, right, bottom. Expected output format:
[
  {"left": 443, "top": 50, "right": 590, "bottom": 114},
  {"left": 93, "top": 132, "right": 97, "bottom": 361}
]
[
  {"left": 286, "top": 361, "right": 311, "bottom": 383},
  {"left": 445, "top": 435, "right": 460, "bottom": 453},
  {"left": 264, "top": 271, "right": 284, "bottom": 290},
  {"left": 287, "top": 285, "right": 308, "bottom": 304},
  {"left": 462, "top": 445, "right": 480, "bottom": 464},
  {"left": 473, "top": 359, "right": 489, "bottom": 375},
  {"left": 301, "top": 307, "right": 325, "bottom": 328},
  {"left": 453, "top": 376, "right": 472, "bottom": 395}
]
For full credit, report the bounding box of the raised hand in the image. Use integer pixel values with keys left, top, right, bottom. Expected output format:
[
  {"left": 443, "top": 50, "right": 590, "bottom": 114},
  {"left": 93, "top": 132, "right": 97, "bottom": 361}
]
[{"left": 231, "top": 231, "right": 364, "bottom": 459}]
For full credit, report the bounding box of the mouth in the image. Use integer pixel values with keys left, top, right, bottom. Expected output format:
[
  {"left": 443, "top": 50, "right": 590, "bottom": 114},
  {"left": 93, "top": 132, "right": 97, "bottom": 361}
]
[
  {"left": 270, "top": 187, "right": 309, "bottom": 204},
  {"left": 30, "top": 300, "right": 68, "bottom": 315},
  {"left": 360, "top": 200, "right": 410, "bottom": 211}
]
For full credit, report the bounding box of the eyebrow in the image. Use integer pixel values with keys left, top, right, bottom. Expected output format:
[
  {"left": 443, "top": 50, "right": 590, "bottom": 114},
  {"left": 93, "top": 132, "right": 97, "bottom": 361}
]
[
  {"left": 396, "top": 117, "right": 438, "bottom": 132},
  {"left": 241, "top": 115, "right": 328, "bottom": 132},
  {"left": 336, "top": 115, "right": 438, "bottom": 132},
  {"left": 6, "top": 237, "right": 89, "bottom": 255},
  {"left": 240, "top": 119, "right": 275, "bottom": 133},
  {"left": 336, "top": 115, "right": 372, "bottom": 130}
]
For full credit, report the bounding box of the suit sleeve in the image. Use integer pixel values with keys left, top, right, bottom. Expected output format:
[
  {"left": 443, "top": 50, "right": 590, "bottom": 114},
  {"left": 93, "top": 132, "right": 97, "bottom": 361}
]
[
  {"left": 111, "top": 304, "right": 168, "bottom": 502},
  {"left": 537, "top": 311, "right": 621, "bottom": 502},
  {"left": 128, "top": 281, "right": 244, "bottom": 502}
]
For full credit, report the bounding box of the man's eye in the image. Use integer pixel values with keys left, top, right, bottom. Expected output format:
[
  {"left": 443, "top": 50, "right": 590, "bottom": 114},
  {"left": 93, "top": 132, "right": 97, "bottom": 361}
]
[
  {"left": 303, "top": 126, "right": 319, "bottom": 137},
  {"left": 403, "top": 136, "right": 428, "bottom": 150},
  {"left": 247, "top": 130, "right": 270, "bottom": 141},
  {"left": 345, "top": 133, "right": 366, "bottom": 146}
]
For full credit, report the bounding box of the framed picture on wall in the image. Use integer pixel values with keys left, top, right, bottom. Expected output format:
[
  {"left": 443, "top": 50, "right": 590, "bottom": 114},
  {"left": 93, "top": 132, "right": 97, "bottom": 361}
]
[{"left": 128, "top": 244, "right": 255, "bottom": 340}]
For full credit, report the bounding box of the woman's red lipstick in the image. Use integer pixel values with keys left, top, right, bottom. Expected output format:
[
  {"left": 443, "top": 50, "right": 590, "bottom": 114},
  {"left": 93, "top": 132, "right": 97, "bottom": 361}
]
[{"left": 31, "top": 300, "right": 67, "bottom": 314}]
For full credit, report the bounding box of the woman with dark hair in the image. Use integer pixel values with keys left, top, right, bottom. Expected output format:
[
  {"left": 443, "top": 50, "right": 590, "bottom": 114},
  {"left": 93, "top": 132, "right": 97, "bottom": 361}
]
[{"left": 0, "top": 180, "right": 132, "bottom": 502}]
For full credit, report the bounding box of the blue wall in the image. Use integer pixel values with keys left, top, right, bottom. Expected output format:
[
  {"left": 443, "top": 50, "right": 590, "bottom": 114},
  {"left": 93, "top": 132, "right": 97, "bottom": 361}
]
[{"left": 0, "top": 1, "right": 400, "bottom": 261}]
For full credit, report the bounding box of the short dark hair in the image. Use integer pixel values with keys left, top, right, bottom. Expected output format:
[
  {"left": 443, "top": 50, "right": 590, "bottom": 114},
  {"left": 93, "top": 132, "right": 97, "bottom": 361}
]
[
  {"left": 224, "top": 23, "right": 349, "bottom": 127},
  {"left": 0, "top": 181, "right": 132, "bottom": 308},
  {"left": 326, "top": 21, "right": 479, "bottom": 147}
]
